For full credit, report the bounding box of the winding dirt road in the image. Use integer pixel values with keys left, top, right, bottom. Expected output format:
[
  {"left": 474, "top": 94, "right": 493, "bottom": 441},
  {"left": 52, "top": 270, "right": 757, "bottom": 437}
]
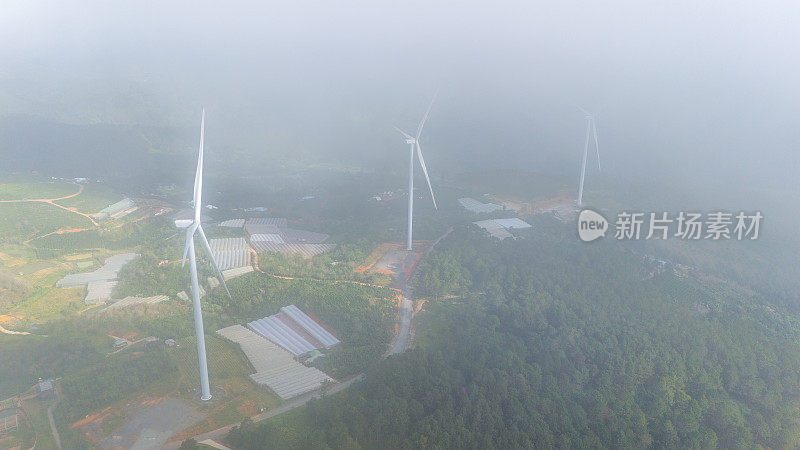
[{"left": 0, "top": 183, "right": 99, "bottom": 227}]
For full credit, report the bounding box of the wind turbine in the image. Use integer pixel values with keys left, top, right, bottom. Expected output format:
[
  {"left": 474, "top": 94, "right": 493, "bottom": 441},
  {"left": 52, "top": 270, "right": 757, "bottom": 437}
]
[
  {"left": 576, "top": 107, "right": 601, "bottom": 207},
  {"left": 394, "top": 95, "right": 438, "bottom": 251},
  {"left": 182, "top": 109, "right": 232, "bottom": 401}
]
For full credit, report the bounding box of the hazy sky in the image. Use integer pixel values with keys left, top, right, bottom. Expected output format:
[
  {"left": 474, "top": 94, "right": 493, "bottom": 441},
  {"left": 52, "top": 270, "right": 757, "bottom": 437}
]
[{"left": 1, "top": 1, "right": 798, "bottom": 190}]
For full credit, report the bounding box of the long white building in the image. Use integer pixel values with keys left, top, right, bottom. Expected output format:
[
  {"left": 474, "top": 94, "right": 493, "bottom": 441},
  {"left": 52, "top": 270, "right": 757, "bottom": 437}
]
[
  {"left": 247, "top": 304, "right": 340, "bottom": 356},
  {"left": 209, "top": 238, "right": 252, "bottom": 271},
  {"left": 458, "top": 197, "right": 504, "bottom": 213},
  {"left": 217, "top": 325, "right": 332, "bottom": 399}
]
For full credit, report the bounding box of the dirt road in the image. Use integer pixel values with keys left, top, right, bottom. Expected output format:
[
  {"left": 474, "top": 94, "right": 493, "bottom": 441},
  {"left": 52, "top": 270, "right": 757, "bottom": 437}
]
[{"left": 0, "top": 183, "right": 99, "bottom": 227}]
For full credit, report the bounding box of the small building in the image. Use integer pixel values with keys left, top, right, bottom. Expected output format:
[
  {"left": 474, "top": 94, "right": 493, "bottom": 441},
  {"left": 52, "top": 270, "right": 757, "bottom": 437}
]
[
  {"left": 38, "top": 378, "right": 54, "bottom": 401},
  {"left": 113, "top": 338, "right": 128, "bottom": 348},
  {"left": 305, "top": 349, "right": 324, "bottom": 363},
  {"left": 165, "top": 339, "right": 176, "bottom": 347},
  {"left": 97, "top": 198, "right": 136, "bottom": 220}
]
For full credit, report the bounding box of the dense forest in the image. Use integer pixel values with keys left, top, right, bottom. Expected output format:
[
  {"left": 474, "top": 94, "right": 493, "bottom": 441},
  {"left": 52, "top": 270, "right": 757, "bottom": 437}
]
[{"left": 228, "top": 218, "right": 800, "bottom": 448}]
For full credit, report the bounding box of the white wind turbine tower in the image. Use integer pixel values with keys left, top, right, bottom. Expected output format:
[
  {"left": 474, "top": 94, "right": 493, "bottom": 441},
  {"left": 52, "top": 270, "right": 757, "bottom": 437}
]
[
  {"left": 576, "top": 107, "right": 601, "bottom": 207},
  {"left": 182, "top": 109, "right": 232, "bottom": 401},
  {"left": 394, "top": 95, "right": 438, "bottom": 251}
]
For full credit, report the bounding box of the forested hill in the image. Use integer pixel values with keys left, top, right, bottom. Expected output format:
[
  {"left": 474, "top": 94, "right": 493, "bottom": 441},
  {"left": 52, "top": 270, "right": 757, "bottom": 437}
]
[{"left": 228, "top": 218, "right": 800, "bottom": 449}]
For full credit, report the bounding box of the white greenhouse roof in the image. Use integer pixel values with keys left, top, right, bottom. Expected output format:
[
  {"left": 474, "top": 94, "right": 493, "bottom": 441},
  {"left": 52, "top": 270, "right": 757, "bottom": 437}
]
[
  {"left": 250, "top": 233, "right": 285, "bottom": 244},
  {"left": 246, "top": 217, "right": 288, "bottom": 227},
  {"left": 494, "top": 218, "right": 532, "bottom": 229},
  {"left": 250, "top": 242, "right": 336, "bottom": 258},
  {"left": 473, "top": 220, "right": 513, "bottom": 239},
  {"left": 247, "top": 305, "right": 339, "bottom": 356},
  {"left": 221, "top": 266, "right": 255, "bottom": 279},
  {"left": 57, "top": 253, "right": 139, "bottom": 288},
  {"left": 85, "top": 280, "right": 117, "bottom": 304},
  {"left": 473, "top": 218, "right": 532, "bottom": 239},
  {"left": 218, "top": 218, "right": 245, "bottom": 228},
  {"left": 209, "top": 238, "right": 252, "bottom": 271},
  {"left": 216, "top": 325, "right": 333, "bottom": 399},
  {"left": 281, "top": 305, "right": 340, "bottom": 348},
  {"left": 106, "top": 295, "right": 169, "bottom": 310},
  {"left": 458, "top": 197, "right": 504, "bottom": 213}
]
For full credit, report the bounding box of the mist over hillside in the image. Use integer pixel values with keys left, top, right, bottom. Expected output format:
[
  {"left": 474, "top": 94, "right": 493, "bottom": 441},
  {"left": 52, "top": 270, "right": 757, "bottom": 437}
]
[
  {"left": 3, "top": 3, "right": 800, "bottom": 449},
  {"left": 1, "top": 1, "right": 798, "bottom": 193}
]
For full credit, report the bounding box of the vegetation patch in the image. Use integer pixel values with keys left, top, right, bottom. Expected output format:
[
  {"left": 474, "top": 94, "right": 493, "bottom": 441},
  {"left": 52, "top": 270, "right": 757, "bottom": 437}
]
[
  {"left": 209, "top": 273, "right": 397, "bottom": 378},
  {"left": 0, "top": 180, "right": 77, "bottom": 201}
]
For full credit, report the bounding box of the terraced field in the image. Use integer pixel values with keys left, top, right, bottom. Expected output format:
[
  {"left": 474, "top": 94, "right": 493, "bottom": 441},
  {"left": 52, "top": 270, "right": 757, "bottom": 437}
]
[{"left": 0, "top": 203, "right": 94, "bottom": 243}]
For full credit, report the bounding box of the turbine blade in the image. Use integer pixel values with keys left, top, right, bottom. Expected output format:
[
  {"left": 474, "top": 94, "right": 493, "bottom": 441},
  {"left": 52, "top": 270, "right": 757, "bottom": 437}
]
[
  {"left": 577, "top": 120, "right": 591, "bottom": 205},
  {"left": 197, "top": 225, "right": 232, "bottom": 299},
  {"left": 182, "top": 223, "right": 198, "bottom": 267},
  {"left": 415, "top": 142, "right": 437, "bottom": 209},
  {"left": 194, "top": 109, "right": 205, "bottom": 221},
  {"left": 415, "top": 91, "right": 438, "bottom": 139},
  {"left": 393, "top": 126, "right": 413, "bottom": 140},
  {"left": 592, "top": 118, "right": 601, "bottom": 171},
  {"left": 577, "top": 105, "right": 591, "bottom": 117}
]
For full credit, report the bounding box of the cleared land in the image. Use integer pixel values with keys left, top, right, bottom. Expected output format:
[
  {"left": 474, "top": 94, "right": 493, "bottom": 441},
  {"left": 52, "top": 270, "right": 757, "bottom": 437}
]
[
  {"left": 0, "top": 203, "right": 95, "bottom": 243},
  {"left": 97, "top": 398, "right": 202, "bottom": 449}
]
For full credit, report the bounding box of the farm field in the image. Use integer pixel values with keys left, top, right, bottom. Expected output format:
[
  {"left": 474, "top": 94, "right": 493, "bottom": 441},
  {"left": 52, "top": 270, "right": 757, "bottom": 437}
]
[
  {"left": 54, "top": 183, "right": 121, "bottom": 213},
  {"left": 0, "top": 178, "right": 128, "bottom": 250},
  {"left": 166, "top": 335, "right": 281, "bottom": 434},
  {"left": 30, "top": 229, "right": 105, "bottom": 251},
  {"left": 0, "top": 178, "right": 168, "bottom": 327},
  {"left": 0, "top": 179, "right": 77, "bottom": 201},
  {"left": 2, "top": 283, "right": 85, "bottom": 326},
  {"left": 0, "top": 202, "right": 95, "bottom": 243}
]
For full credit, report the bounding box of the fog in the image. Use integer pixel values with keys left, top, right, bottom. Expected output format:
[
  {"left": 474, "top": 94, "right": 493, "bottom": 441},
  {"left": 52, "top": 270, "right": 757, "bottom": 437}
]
[{"left": 1, "top": 1, "right": 798, "bottom": 191}]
